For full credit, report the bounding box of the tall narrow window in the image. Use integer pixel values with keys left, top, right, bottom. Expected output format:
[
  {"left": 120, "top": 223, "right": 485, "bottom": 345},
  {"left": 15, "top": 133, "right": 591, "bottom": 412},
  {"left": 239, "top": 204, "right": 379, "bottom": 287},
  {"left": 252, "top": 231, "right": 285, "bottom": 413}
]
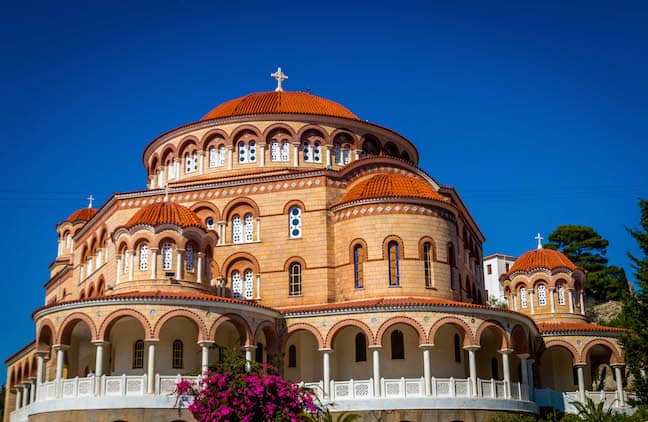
[
  {"left": 238, "top": 142, "right": 247, "bottom": 163},
  {"left": 491, "top": 358, "right": 499, "bottom": 379},
  {"left": 244, "top": 213, "right": 254, "bottom": 242},
  {"left": 355, "top": 333, "right": 367, "bottom": 362},
  {"left": 244, "top": 269, "right": 254, "bottom": 300},
  {"left": 288, "top": 345, "right": 297, "bottom": 368},
  {"left": 303, "top": 141, "right": 311, "bottom": 162},
  {"left": 289, "top": 206, "right": 302, "bottom": 238},
  {"left": 133, "top": 340, "right": 144, "bottom": 369},
  {"left": 388, "top": 241, "right": 400, "bottom": 287},
  {"left": 391, "top": 330, "right": 404, "bottom": 359},
  {"left": 354, "top": 244, "right": 364, "bottom": 289},
  {"left": 217, "top": 145, "right": 225, "bottom": 167},
  {"left": 172, "top": 339, "right": 183, "bottom": 369},
  {"left": 537, "top": 284, "right": 547, "bottom": 306},
  {"left": 313, "top": 142, "right": 321, "bottom": 162},
  {"left": 232, "top": 215, "right": 242, "bottom": 244},
  {"left": 66, "top": 233, "right": 72, "bottom": 249},
  {"left": 185, "top": 152, "right": 197, "bottom": 173},
  {"left": 454, "top": 334, "right": 462, "bottom": 363},
  {"left": 289, "top": 263, "right": 302, "bottom": 296},
  {"left": 231, "top": 271, "right": 242, "bottom": 299},
  {"left": 168, "top": 161, "right": 176, "bottom": 180},
  {"left": 185, "top": 244, "right": 194, "bottom": 272},
  {"left": 279, "top": 141, "right": 289, "bottom": 162},
  {"left": 557, "top": 283, "right": 566, "bottom": 305},
  {"left": 139, "top": 244, "right": 149, "bottom": 271},
  {"left": 270, "top": 141, "right": 280, "bottom": 161},
  {"left": 334, "top": 144, "right": 342, "bottom": 165},
  {"left": 248, "top": 141, "right": 257, "bottom": 163},
  {"left": 162, "top": 242, "right": 173, "bottom": 271},
  {"left": 520, "top": 287, "right": 528, "bottom": 308},
  {"left": 423, "top": 242, "right": 433, "bottom": 288},
  {"left": 448, "top": 244, "right": 457, "bottom": 290},
  {"left": 209, "top": 147, "right": 217, "bottom": 167}
]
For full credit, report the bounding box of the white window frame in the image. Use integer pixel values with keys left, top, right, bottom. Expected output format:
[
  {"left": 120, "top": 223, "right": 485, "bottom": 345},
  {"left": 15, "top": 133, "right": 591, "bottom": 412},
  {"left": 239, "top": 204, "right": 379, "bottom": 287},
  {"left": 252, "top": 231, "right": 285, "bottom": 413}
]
[
  {"left": 288, "top": 206, "right": 302, "bottom": 239},
  {"left": 162, "top": 242, "right": 173, "bottom": 271}
]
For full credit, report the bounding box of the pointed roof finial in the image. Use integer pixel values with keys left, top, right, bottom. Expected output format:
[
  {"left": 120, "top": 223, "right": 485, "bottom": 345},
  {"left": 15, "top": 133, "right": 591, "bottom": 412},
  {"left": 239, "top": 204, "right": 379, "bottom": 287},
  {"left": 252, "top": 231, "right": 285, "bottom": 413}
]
[
  {"left": 271, "top": 67, "right": 288, "bottom": 92},
  {"left": 535, "top": 233, "right": 544, "bottom": 250},
  {"left": 87, "top": 194, "right": 95, "bottom": 209}
]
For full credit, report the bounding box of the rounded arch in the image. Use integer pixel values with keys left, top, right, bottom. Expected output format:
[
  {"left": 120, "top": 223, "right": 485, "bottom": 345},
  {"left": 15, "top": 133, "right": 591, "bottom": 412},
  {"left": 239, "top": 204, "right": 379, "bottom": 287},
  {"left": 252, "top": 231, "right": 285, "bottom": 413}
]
[
  {"left": 98, "top": 309, "right": 152, "bottom": 341},
  {"left": 253, "top": 320, "right": 278, "bottom": 345},
  {"left": 86, "top": 283, "right": 95, "bottom": 298},
  {"left": 285, "top": 323, "right": 324, "bottom": 349},
  {"left": 510, "top": 324, "right": 530, "bottom": 354},
  {"left": 282, "top": 199, "right": 306, "bottom": 214},
  {"left": 36, "top": 318, "right": 56, "bottom": 351},
  {"left": 190, "top": 201, "right": 221, "bottom": 219},
  {"left": 542, "top": 340, "right": 580, "bottom": 363},
  {"left": 349, "top": 238, "right": 369, "bottom": 263},
  {"left": 57, "top": 312, "right": 99, "bottom": 344},
  {"left": 418, "top": 236, "right": 437, "bottom": 261},
  {"left": 201, "top": 128, "right": 229, "bottom": 150},
  {"left": 283, "top": 256, "right": 307, "bottom": 271},
  {"left": 177, "top": 136, "right": 200, "bottom": 157},
  {"left": 149, "top": 153, "right": 160, "bottom": 174},
  {"left": 231, "top": 125, "right": 262, "bottom": 145},
  {"left": 152, "top": 309, "right": 209, "bottom": 341},
  {"left": 383, "top": 142, "right": 399, "bottom": 157},
  {"left": 209, "top": 313, "right": 253, "bottom": 346},
  {"left": 297, "top": 125, "right": 329, "bottom": 144},
  {"left": 222, "top": 197, "right": 260, "bottom": 221},
  {"left": 262, "top": 123, "right": 297, "bottom": 141},
  {"left": 360, "top": 134, "right": 382, "bottom": 156},
  {"left": 428, "top": 316, "right": 475, "bottom": 346},
  {"left": 331, "top": 129, "right": 358, "bottom": 148},
  {"left": 160, "top": 145, "right": 176, "bottom": 165},
  {"left": 580, "top": 338, "right": 623, "bottom": 365},
  {"left": 325, "top": 319, "right": 375, "bottom": 348},
  {"left": 375, "top": 316, "right": 427, "bottom": 346},
  {"left": 532, "top": 278, "right": 550, "bottom": 290},
  {"left": 382, "top": 235, "right": 405, "bottom": 259},
  {"left": 220, "top": 251, "right": 261, "bottom": 277},
  {"left": 475, "top": 320, "right": 510, "bottom": 350}
]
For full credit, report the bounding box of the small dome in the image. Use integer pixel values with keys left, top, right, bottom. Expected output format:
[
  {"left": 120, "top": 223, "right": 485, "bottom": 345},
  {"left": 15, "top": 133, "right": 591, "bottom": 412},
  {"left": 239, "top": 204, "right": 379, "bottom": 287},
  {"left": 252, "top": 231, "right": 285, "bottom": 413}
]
[
  {"left": 508, "top": 248, "right": 578, "bottom": 273},
  {"left": 340, "top": 173, "right": 445, "bottom": 204},
  {"left": 201, "top": 91, "right": 359, "bottom": 121},
  {"left": 125, "top": 201, "right": 205, "bottom": 230},
  {"left": 66, "top": 208, "right": 97, "bottom": 223}
]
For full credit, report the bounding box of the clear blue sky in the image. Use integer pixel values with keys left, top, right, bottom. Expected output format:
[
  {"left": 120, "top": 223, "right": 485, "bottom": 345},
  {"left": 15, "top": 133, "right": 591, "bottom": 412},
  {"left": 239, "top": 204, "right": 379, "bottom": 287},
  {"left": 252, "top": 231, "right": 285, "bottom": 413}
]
[{"left": 1, "top": 1, "right": 647, "bottom": 381}]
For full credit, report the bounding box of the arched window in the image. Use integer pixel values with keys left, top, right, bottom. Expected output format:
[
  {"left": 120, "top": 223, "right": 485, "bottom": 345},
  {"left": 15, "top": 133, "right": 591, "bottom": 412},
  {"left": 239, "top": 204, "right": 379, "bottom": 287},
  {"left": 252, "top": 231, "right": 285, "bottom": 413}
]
[
  {"left": 289, "top": 263, "right": 302, "bottom": 296},
  {"left": 334, "top": 144, "right": 350, "bottom": 165},
  {"left": 238, "top": 141, "right": 247, "bottom": 163},
  {"left": 162, "top": 242, "right": 173, "bottom": 271},
  {"left": 139, "top": 244, "right": 149, "bottom": 271},
  {"left": 231, "top": 271, "right": 242, "bottom": 299},
  {"left": 172, "top": 339, "right": 183, "bottom": 369},
  {"left": 244, "top": 213, "right": 254, "bottom": 242},
  {"left": 354, "top": 244, "right": 364, "bottom": 289},
  {"left": 454, "top": 334, "right": 461, "bottom": 363},
  {"left": 133, "top": 340, "right": 144, "bottom": 369},
  {"left": 288, "top": 206, "right": 302, "bottom": 238},
  {"left": 205, "top": 217, "right": 215, "bottom": 230},
  {"left": 423, "top": 242, "right": 433, "bottom": 288},
  {"left": 244, "top": 269, "right": 254, "bottom": 300},
  {"left": 537, "top": 284, "right": 547, "bottom": 306},
  {"left": 185, "top": 151, "right": 197, "bottom": 173},
  {"left": 280, "top": 141, "right": 289, "bottom": 162},
  {"left": 391, "top": 330, "right": 404, "bottom": 359},
  {"left": 388, "top": 241, "right": 400, "bottom": 287},
  {"left": 232, "top": 215, "right": 242, "bottom": 244},
  {"left": 168, "top": 160, "right": 177, "bottom": 180},
  {"left": 270, "top": 141, "right": 280, "bottom": 161},
  {"left": 288, "top": 345, "right": 297, "bottom": 368},
  {"left": 185, "top": 244, "right": 194, "bottom": 272},
  {"left": 491, "top": 357, "right": 499, "bottom": 379},
  {"left": 355, "top": 333, "right": 367, "bottom": 362},
  {"left": 209, "top": 145, "right": 225, "bottom": 168},
  {"left": 557, "top": 283, "right": 566, "bottom": 305},
  {"left": 303, "top": 141, "right": 321, "bottom": 163},
  {"left": 520, "top": 287, "right": 528, "bottom": 308},
  {"left": 255, "top": 343, "right": 264, "bottom": 363},
  {"left": 238, "top": 141, "right": 256, "bottom": 163}
]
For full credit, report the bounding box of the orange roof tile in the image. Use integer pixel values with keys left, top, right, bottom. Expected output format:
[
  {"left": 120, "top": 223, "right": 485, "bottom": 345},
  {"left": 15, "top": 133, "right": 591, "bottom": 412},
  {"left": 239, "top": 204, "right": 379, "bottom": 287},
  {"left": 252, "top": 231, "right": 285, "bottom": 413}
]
[
  {"left": 66, "top": 207, "right": 97, "bottom": 223},
  {"left": 508, "top": 248, "right": 578, "bottom": 273},
  {"left": 201, "top": 91, "right": 359, "bottom": 121},
  {"left": 537, "top": 322, "right": 626, "bottom": 334},
  {"left": 125, "top": 200, "right": 205, "bottom": 230},
  {"left": 339, "top": 173, "right": 445, "bottom": 204}
]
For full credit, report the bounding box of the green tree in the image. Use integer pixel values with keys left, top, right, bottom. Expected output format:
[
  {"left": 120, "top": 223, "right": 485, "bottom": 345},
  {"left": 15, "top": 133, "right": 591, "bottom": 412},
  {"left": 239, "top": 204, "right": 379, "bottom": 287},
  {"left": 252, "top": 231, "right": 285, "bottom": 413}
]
[
  {"left": 619, "top": 199, "right": 648, "bottom": 406},
  {"left": 545, "top": 225, "right": 629, "bottom": 302}
]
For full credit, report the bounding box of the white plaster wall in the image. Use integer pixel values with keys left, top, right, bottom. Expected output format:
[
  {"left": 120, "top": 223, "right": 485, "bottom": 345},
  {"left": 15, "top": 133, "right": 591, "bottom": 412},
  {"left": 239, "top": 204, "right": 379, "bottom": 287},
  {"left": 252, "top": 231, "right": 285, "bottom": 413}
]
[
  {"left": 109, "top": 318, "right": 146, "bottom": 375},
  {"left": 380, "top": 324, "right": 423, "bottom": 379},
  {"left": 477, "top": 328, "right": 501, "bottom": 380},
  {"left": 331, "top": 327, "right": 371, "bottom": 380},
  {"left": 429, "top": 325, "right": 468, "bottom": 378},
  {"left": 284, "top": 331, "right": 322, "bottom": 382},
  {"left": 539, "top": 347, "right": 575, "bottom": 391},
  {"left": 157, "top": 318, "right": 201, "bottom": 375},
  {"left": 68, "top": 323, "right": 94, "bottom": 377}
]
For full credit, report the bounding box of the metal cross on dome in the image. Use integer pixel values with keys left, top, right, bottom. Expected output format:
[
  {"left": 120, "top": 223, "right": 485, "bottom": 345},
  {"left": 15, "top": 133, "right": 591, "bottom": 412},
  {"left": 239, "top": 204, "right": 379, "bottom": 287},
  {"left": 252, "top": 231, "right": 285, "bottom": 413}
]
[
  {"left": 87, "top": 194, "right": 95, "bottom": 208},
  {"left": 271, "top": 67, "right": 288, "bottom": 92},
  {"left": 535, "top": 233, "right": 544, "bottom": 249}
]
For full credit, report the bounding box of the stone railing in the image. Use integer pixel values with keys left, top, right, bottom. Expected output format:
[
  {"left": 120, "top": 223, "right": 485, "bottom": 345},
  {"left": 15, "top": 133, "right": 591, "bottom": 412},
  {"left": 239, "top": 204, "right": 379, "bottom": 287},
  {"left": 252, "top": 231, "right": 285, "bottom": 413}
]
[{"left": 535, "top": 388, "right": 636, "bottom": 413}]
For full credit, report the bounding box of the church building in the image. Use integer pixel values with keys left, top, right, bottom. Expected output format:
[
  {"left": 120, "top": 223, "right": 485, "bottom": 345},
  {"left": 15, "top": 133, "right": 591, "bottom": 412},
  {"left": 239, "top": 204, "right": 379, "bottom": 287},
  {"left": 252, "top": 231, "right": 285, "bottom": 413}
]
[{"left": 4, "top": 69, "right": 633, "bottom": 421}]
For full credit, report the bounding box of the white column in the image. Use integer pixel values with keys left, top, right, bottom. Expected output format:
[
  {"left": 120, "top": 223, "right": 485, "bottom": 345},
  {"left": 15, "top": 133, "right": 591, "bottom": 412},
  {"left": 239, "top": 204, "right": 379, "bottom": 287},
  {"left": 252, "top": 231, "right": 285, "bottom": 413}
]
[
  {"left": 36, "top": 352, "right": 46, "bottom": 385},
  {"left": 325, "top": 146, "right": 331, "bottom": 167},
  {"left": 198, "top": 151, "right": 204, "bottom": 175},
  {"left": 128, "top": 251, "right": 134, "bottom": 282},
  {"left": 568, "top": 289, "right": 575, "bottom": 313},
  {"left": 196, "top": 252, "right": 204, "bottom": 283},
  {"left": 93, "top": 341, "right": 106, "bottom": 376},
  {"left": 198, "top": 341, "right": 214, "bottom": 374},
  {"left": 79, "top": 264, "right": 85, "bottom": 283},
  {"left": 150, "top": 249, "right": 158, "bottom": 279},
  {"left": 227, "top": 147, "right": 233, "bottom": 170},
  {"left": 256, "top": 274, "right": 261, "bottom": 300},
  {"left": 256, "top": 217, "right": 261, "bottom": 242},
  {"left": 29, "top": 379, "right": 36, "bottom": 404},
  {"left": 518, "top": 353, "right": 529, "bottom": 395},
  {"left": 243, "top": 345, "right": 255, "bottom": 371},
  {"left": 580, "top": 290, "right": 585, "bottom": 315},
  {"left": 527, "top": 358, "right": 535, "bottom": 400},
  {"left": 116, "top": 255, "right": 122, "bottom": 285},
  {"left": 549, "top": 288, "right": 556, "bottom": 313},
  {"left": 292, "top": 144, "right": 299, "bottom": 167},
  {"left": 176, "top": 250, "right": 184, "bottom": 280},
  {"left": 146, "top": 340, "right": 158, "bottom": 394},
  {"left": 217, "top": 222, "right": 226, "bottom": 245},
  {"left": 258, "top": 145, "right": 265, "bottom": 167},
  {"left": 369, "top": 346, "right": 381, "bottom": 397},
  {"left": 15, "top": 387, "right": 22, "bottom": 410},
  {"left": 22, "top": 385, "right": 29, "bottom": 407},
  {"left": 500, "top": 349, "right": 512, "bottom": 399},
  {"left": 57, "top": 239, "right": 62, "bottom": 256},
  {"left": 54, "top": 345, "right": 68, "bottom": 380},
  {"left": 465, "top": 346, "right": 479, "bottom": 396},
  {"left": 512, "top": 294, "right": 518, "bottom": 311},
  {"left": 613, "top": 365, "right": 625, "bottom": 407},
  {"left": 576, "top": 364, "right": 585, "bottom": 402},
  {"left": 321, "top": 348, "right": 332, "bottom": 398},
  {"left": 421, "top": 345, "right": 432, "bottom": 396},
  {"left": 529, "top": 289, "right": 535, "bottom": 314}
]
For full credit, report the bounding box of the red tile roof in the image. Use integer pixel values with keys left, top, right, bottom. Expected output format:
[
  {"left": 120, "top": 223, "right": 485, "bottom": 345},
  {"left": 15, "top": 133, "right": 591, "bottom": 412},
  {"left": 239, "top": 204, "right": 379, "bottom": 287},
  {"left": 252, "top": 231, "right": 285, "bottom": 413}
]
[
  {"left": 508, "top": 248, "right": 578, "bottom": 273},
  {"left": 66, "top": 207, "right": 97, "bottom": 223},
  {"left": 125, "top": 200, "right": 205, "bottom": 230},
  {"left": 201, "top": 91, "right": 359, "bottom": 121},
  {"left": 537, "top": 322, "right": 626, "bottom": 334},
  {"left": 339, "top": 173, "right": 445, "bottom": 204}
]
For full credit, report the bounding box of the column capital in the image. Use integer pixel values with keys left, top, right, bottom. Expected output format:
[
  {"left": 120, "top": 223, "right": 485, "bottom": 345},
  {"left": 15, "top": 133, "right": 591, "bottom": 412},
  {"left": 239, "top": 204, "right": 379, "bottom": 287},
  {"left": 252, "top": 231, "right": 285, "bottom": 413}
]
[
  {"left": 367, "top": 345, "right": 382, "bottom": 350},
  {"left": 91, "top": 340, "right": 110, "bottom": 347},
  {"left": 150, "top": 247, "right": 159, "bottom": 253},
  {"left": 35, "top": 350, "right": 49, "bottom": 357},
  {"left": 573, "top": 362, "right": 587, "bottom": 368},
  {"left": 463, "top": 345, "right": 481, "bottom": 352},
  {"left": 144, "top": 338, "right": 160, "bottom": 344},
  {"left": 198, "top": 340, "right": 215, "bottom": 347},
  {"left": 516, "top": 353, "right": 530, "bottom": 360},
  {"left": 611, "top": 363, "right": 626, "bottom": 369},
  {"left": 52, "top": 344, "right": 70, "bottom": 351},
  {"left": 318, "top": 348, "right": 333, "bottom": 353},
  {"left": 241, "top": 345, "right": 257, "bottom": 351},
  {"left": 498, "top": 348, "right": 515, "bottom": 355},
  {"left": 418, "top": 344, "right": 434, "bottom": 350}
]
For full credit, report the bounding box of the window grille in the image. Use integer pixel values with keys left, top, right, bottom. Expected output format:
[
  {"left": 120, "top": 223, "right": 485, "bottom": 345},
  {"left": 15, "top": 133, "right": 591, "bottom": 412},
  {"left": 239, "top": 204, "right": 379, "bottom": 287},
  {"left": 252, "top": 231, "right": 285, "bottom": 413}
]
[
  {"left": 289, "top": 263, "right": 302, "bottom": 296},
  {"left": 288, "top": 206, "right": 302, "bottom": 238},
  {"left": 185, "top": 244, "right": 194, "bottom": 272},
  {"left": 232, "top": 215, "right": 242, "bottom": 244},
  {"left": 172, "top": 340, "right": 183, "bottom": 369},
  {"left": 520, "top": 287, "right": 528, "bottom": 308},
  {"left": 133, "top": 340, "right": 144, "bottom": 369},
  {"left": 244, "top": 214, "right": 254, "bottom": 242},
  {"left": 270, "top": 141, "right": 279, "bottom": 161},
  {"left": 162, "top": 242, "right": 173, "bottom": 271},
  {"left": 209, "top": 147, "right": 217, "bottom": 167},
  {"left": 557, "top": 283, "right": 566, "bottom": 305},
  {"left": 537, "top": 284, "right": 547, "bottom": 306},
  {"left": 280, "top": 141, "right": 289, "bottom": 162},
  {"left": 248, "top": 141, "right": 257, "bottom": 163},
  {"left": 244, "top": 269, "right": 254, "bottom": 299},
  {"left": 139, "top": 245, "right": 149, "bottom": 271},
  {"left": 238, "top": 142, "right": 247, "bottom": 163},
  {"left": 232, "top": 271, "right": 242, "bottom": 299}
]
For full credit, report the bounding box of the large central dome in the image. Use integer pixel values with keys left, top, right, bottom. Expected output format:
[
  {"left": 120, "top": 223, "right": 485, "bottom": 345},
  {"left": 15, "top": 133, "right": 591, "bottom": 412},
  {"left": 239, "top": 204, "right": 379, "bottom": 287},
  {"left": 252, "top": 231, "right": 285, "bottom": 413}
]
[{"left": 201, "top": 91, "right": 359, "bottom": 121}]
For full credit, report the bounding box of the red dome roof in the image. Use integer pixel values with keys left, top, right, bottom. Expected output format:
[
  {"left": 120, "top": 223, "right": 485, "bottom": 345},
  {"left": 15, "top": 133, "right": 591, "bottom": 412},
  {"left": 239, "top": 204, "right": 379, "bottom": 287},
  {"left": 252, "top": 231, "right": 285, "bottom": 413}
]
[
  {"left": 201, "top": 91, "right": 359, "bottom": 121},
  {"left": 340, "top": 173, "right": 445, "bottom": 204},
  {"left": 509, "top": 248, "right": 578, "bottom": 273},
  {"left": 66, "top": 208, "right": 97, "bottom": 223},
  {"left": 125, "top": 201, "right": 205, "bottom": 230}
]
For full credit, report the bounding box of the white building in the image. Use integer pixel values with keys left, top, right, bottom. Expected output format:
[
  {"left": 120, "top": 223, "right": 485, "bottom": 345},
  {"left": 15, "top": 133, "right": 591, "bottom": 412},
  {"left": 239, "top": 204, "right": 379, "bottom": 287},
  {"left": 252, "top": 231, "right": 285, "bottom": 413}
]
[{"left": 483, "top": 253, "right": 516, "bottom": 304}]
